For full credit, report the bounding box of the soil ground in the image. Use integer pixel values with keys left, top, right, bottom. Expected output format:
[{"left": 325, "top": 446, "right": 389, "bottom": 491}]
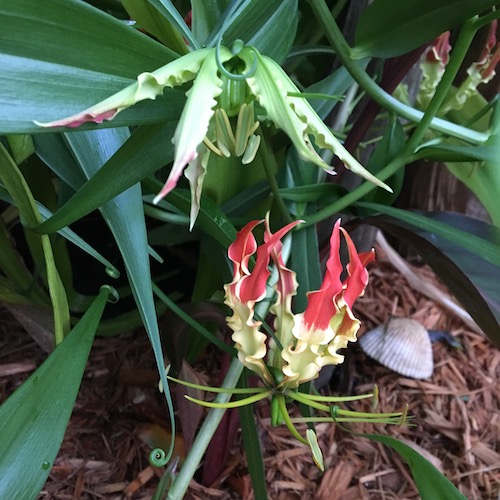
[{"left": 1, "top": 246, "right": 499, "bottom": 499}]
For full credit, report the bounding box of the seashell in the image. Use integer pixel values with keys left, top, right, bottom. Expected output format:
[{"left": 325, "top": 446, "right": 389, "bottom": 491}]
[{"left": 359, "top": 318, "right": 433, "bottom": 379}]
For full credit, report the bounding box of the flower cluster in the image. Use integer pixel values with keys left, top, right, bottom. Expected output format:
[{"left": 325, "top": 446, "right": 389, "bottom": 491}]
[
  {"left": 224, "top": 215, "right": 374, "bottom": 389},
  {"left": 36, "top": 42, "right": 390, "bottom": 228},
  {"left": 418, "top": 22, "right": 499, "bottom": 113}
]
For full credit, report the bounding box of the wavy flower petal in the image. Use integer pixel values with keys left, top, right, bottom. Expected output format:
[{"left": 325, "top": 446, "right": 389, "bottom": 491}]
[
  {"left": 265, "top": 215, "right": 300, "bottom": 354},
  {"left": 226, "top": 300, "right": 273, "bottom": 385},
  {"left": 302, "top": 219, "right": 344, "bottom": 334},
  {"left": 224, "top": 218, "right": 302, "bottom": 384},
  {"left": 281, "top": 339, "right": 322, "bottom": 385},
  {"left": 235, "top": 220, "right": 302, "bottom": 305},
  {"left": 254, "top": 53, "right": 392, "bottom": 192},
  {"left": 341, "top": 227, "right": 375, "bottom": 308},
  {"left": 153, "top": 47, "right": 232, "bottom": 205},
  {"left": 35, "top": 48, "right": 214, "bottom": 128},
  {"left": 280, "top": 220, "right": 374, "bottom": 387},
  {"left": 239, "top": 49, "right": 330, "bottom": 173}
]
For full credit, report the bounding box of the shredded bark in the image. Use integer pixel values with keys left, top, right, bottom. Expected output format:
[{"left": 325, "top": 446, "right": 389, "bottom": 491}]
[{"left": 0, "top": 247, "right": 498, "bottom": 499}]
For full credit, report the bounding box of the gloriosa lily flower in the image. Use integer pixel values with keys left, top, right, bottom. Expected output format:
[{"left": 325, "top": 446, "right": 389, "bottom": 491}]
[
  {"left": 417, "top": 32, "right": 451, "bottom": 110},
  {"left": 224, "top": 214, "right": 375, "bottom": 389},
  {"left": 175, "top": 214, "right": 407, "bottom": 470},
  {"left": 171, "top": 215, "right": 408, "bottom": 470},
  {"left": 35, "top": 42, "right": 390, "bottom": 228},
  {"left": 418, "top": 22, "right": 499, "bottom": 113}
]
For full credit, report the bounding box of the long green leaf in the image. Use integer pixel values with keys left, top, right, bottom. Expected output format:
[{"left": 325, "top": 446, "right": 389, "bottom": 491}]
[
  {"left": 0, "top": 287, "right": 110, "bottom": 499},
  {"left": 362, "top": 116, "right": 406, "bottom": 206},
  {"left": 358, "top": 202, "right": 500, "bottom": 268},
  {"left": 447, "top": 134, "right": 500, "bottom": 226},
  {"left": 0, "top": 144, "right": 70, "bottom": 342},
  {"left": 64, "top": 128, "right": 175, "bottom": 458},
  {"left": 0, "top": 212, "right": 48, "bottom": 305},
  {"left": 353, "top": 0, "right": 499, "bottom": 59},
  {"left": 238, "top": 372, "right": 268, "bottom": 500},
  {"left": 34, "top": 122, "right": 177, "bottom": 234},
  {"left": 364, "top": 213, "right": 500, "bottom": 347},
  {"left": 364, "top": 434, "right": 467, "bottom": 500},
  {"left": 122, "top": 0, "right": 187, "bottom": 54},
  {"left": 416, "top": 139, "right": 499, "bottom": 164},
  {"left": 0, "top": 0, "right": 181, "bottom": 133},
  {"left": 191, "top": 0, "right": 231, "bottom": 46},
  {"left": 147, "top": 0, "right": 199, "bottom": 49},
  {"left": 211, "top": 0, "right": 298, "bottom": 63},
  {"left": 155, "top": 187, "right": 237, "bottom": 248}
]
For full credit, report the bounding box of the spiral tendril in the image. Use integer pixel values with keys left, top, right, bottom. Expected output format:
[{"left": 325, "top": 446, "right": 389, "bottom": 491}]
[
  {"left": 150, "top": 447, "right": 169, "bottom": 467},
  {"left": 105, "top": 266, "right": 121, "bottom": 279},
  {"left": 215, "top": 39, "right": 257, "bottom": 81},
  {"left": 100, "top": 285, "right": 120, "bottom": 303},
  {"left": 214, "top": 0, "right": 257, "bottom": 81}
]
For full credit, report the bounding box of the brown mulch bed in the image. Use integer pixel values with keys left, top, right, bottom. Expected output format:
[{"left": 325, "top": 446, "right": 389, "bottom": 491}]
[{"left": 1, "top": 247, "right": 499, "bottom": 499}]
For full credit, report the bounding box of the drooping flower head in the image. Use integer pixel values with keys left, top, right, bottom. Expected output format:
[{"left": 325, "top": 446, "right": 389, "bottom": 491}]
[
  {"left": 224, "top": 215, "right": 374, "bottom": 389},
  {"left": 418, "top": 23, "right": 499, "bottom": 113},
  {"left": 417, "top": 31, "right": 451, "bottom": 109},
  {"left": 35, "top": 42, "right": 391, "bottom": 228}
]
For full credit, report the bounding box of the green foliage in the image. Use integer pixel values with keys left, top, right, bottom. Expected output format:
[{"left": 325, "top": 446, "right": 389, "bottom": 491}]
[
  {"left": 364, "top": 211, "right": 500, "bottom": 348},
  {"left": 0, "top": 0, "right": 498, "bottom": 497},
  {"left": 364, "top": 434, "right": 467, "bottom": 500},
  {"left": 353, "top": 0, "right": 500, "bottom": 58},
  {"left": 0, "top": 287, "right": 111, "bottom": 499},
  {"left": 0, "top": 0, "right": 179, "bottom": 133}
]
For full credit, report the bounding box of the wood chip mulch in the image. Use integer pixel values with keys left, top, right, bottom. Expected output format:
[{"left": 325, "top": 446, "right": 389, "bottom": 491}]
[{"left": 1, "top": 245, "right": 499, "bottom": 499}]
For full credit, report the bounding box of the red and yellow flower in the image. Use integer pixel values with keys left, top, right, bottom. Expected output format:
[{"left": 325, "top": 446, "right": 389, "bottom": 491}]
[{"left": 224, "top": 215, "right": 374, "bottom": 389}]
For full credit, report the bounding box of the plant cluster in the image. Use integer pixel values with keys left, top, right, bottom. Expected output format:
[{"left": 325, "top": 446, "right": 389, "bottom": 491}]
[{"left": 0, "top": 0, "right": 498, "bottom": 498}]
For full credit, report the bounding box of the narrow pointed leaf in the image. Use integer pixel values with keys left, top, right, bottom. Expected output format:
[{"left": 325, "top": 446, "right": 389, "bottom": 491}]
[
  {"left": 64, "top": 128, "right": 175, "bottom": 456},
  {"left": 209, "top": 0, "right": 298, "bottom": 63},
  {"left": 353, "top": 0, "right": 499, "bottom": 59},
  {"left": 34, "top": 122, "right": 177, "bottom": 234},
  {"left": 238, "top": 372, "right": 268, "bottom": 500},
  {"left": 358, "top": 202, "right": 500, "bottom": 268},
  {"left": 364, "top": 434, "right": 467, "bottom": 500},
  {"left": 0, "top": 144, "right": 70, "bottom": 341},
  {"left": 147, "top": 0, "right": 199, "bottom": 49},
  {"left": 0, "top": 0, "right": 179, "bottom": 133},
  {"left": 363, "top": 212, "right": 500, "bottom": 347},
  {"left": 191, "top": 0, "right": 231, "bottom": 46},
  {"left": 122, "top": 0, "right": 188, "bottom": 54},
  {"left": 0, "top": 287, "right": 110, "bottom": 499}
]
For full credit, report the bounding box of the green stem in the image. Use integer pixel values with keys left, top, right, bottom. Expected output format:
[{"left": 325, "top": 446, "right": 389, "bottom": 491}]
[
  {"left": 168, "top": 298, "right": 272, "bottom": 499},
  {"left": 296, "top": 391, "right": 375, "bottom": 403},
  {"left": 287, "top": 390, "right": 329, "bottom": 412},
  {"left": 277, "top": 394, "right": 308, "bottom": 444},
  {"left": 185, "top": 389, "right": 272, "bottom": 408},
  {"left": 303, "top": 9, "right": 479, "bottom": 228},
  {"left": 168, "top": 375, "right": 268, "bottom": 394},
  {"left": 258, "top": 128, "right": 294, "bottom": 224},
  {"left": 291, "top": 417, "right": 405, "bottom": 424},
  {"left": 167, "top": 358, "right": 244, "bottom": 500},
  {"left": 335, "top": 408, "right": 404, "bottom": 418},
  {"left": 307, "top": 0, "right": 487, "bottom": 144}
]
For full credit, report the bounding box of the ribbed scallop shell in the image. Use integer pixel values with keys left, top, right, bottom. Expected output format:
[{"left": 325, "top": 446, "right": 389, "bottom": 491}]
[{"left": 359, "top": 318, "right": 433, "bottom": 379}]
